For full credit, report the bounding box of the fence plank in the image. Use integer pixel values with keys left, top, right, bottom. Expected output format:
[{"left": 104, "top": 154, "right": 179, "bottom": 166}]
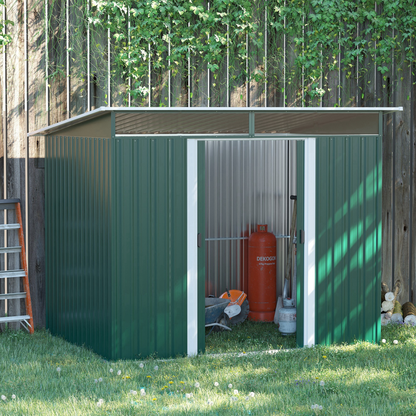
[
  {"left": 392, "top": 39, "right": 412, "bottom": 303},
  {"left": 69, "top": 0, "right": 88, "bottom": 115},
  {"left": 28, "top": 0, "right": 46, "bottom": 328}
]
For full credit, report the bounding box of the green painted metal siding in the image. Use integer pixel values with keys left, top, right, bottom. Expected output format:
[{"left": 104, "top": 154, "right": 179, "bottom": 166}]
[
  {"left": 315, "top": 136, "right": 382, "bottom": 345},
  {"left": 296, "top": 141, "right": 305, "bottom": 348},
  {"left": 45, "top": 136, "right": 113, "bottom": 358},
  {"left": 46, "top": 134, "right": 188, "bottom": 360},
  {"left": 111, "top": 137, "right": 188, "bottom": 359}
]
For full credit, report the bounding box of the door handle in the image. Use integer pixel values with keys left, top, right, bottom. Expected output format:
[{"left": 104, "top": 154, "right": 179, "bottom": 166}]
[
  {"left": 197, "top": 233, "right": 201, "bottom": 248},
  {"left": 300, "top": 230, "right": 305, "bottom": 244}
]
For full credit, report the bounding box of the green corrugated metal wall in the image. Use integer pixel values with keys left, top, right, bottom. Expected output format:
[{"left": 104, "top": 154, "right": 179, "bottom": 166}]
[
  {"left": 45, "top": 128, "right": 381, "bottom": 358},
  {"left": 315, "top": 136, "right": 381, "bottom": 345},
  {"left": 111, "top": 137, "right": 188, "bottom": 359},
  {"left": 46, "top": 134, "right": 189, "bottom": 360},
  {"left": 45, "top": 136, "right": 113, "bottom": 358},
  {"left": 296, "top": 141, "right": 304, "bottom": 348}
]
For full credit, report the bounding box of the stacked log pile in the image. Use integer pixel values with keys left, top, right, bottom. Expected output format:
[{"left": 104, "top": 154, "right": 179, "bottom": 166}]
[{"left": 381, "top": 281, "right": 404, "bottom": 325}]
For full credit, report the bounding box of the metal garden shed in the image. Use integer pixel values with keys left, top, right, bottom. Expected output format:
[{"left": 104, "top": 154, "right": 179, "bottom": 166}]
[{"left": 29, "top": 106, "right": 402, "bottom": 360}]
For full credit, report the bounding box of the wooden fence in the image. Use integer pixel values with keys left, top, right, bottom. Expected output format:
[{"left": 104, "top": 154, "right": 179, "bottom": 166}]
[{"left": 0, "top": 0, "right": 414, "bottom": 327}]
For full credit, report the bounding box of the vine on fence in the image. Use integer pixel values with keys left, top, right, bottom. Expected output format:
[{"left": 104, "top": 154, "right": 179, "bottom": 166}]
[
  {"left": 0, "top": 0, "right": 13, "bottom": 50},
  {"left": 42, "top": 0, "right": 416, "bottom": 104}
]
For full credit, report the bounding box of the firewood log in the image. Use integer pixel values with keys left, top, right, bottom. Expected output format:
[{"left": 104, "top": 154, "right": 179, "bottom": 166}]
[
  {"left": 381, "top": 282, "right": 390, "bottom": 303},
  {"left": 386, "top": 280, "right": 402, "bottom": 315},
  {"left": 381, "top": 313, "right": 390, "bottom": 326},
  {"left": 403, "top": 302, "right": 416, "bottom": 325},
  {"left": 391, "top": 301, "right": 403, "bottom": 323},
  {"left": 382, "top": 300, "right": 394, "bottom": 312}
]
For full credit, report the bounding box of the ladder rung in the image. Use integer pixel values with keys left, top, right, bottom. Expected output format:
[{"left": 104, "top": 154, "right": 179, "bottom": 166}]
[
  {"left": 0, "top": 292, "right": 26, "bottom": 300},
  {"left": 0, "top": 315, "right": 30, "bottom": 323},
  {"left": 0, "top": 223, "right": 20, "bottom": 230},
  {"left": 0, "top": 246, "right": 21, "bottom": 254},
  {"left": 0, "top": 270, "right": 26, "bottom": 279}
]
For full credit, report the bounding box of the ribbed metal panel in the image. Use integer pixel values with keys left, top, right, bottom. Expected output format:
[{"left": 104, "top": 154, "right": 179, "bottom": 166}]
[
  {"left": 115, "top": 112, "right": 249, "bottom": 135},
  {"left": 204, "top": 140, "right": 296, "bottom": 298},
  {"left": 46, "top": 135, "right": 188, "bottom": 360},
  {"left": 255, "top": 112, "right": 379, "bottom": 135},
  {"left": 45, "top": 136, "right": 112, "bottom": 359},
  {"left": 111, "top": 137, "right": 187, "bottom": 359},
  {"left": 315, "top": 136, "right": 381, "bottom": 345}
]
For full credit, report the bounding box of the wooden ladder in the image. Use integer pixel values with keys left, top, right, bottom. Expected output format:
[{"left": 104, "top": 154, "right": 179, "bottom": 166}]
[{"left": 0, "top": 199, "right": 34, "bottom": 333}]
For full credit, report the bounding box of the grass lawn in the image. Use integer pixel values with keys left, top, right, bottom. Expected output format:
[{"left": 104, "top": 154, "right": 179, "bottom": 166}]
[{"left": 0, "top": 322, "right": 416, "bottom": 415}]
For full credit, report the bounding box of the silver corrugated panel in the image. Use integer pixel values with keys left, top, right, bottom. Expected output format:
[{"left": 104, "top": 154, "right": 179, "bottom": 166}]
[
  {"left": 254, "top": 112, "right": 379, "bottom": 135},
  {"left": 115, "top": 112, "right": 249, "bottom": 134},
  {"left": 205, "top": 140, "right": 296, "bottom": 298}
]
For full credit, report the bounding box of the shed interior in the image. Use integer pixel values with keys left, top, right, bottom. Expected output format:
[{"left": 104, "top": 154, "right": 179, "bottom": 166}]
[{"left": 203, "top": 139, "right": 296, "bottom": 310}]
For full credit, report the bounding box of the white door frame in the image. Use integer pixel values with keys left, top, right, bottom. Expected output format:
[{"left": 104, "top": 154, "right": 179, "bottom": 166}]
[{"left": 186, "top": 137, "right": 316, "bottom": 356}]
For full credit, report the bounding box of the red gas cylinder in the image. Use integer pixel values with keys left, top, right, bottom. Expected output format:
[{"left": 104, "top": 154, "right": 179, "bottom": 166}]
[{"left": 248, "top": 224, "right": 276, "bottom": 322}]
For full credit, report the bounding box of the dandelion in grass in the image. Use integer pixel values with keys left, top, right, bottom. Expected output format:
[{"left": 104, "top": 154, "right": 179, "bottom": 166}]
[
  {"left": 132, "top": 390, "right": 137, "bottom": 395},
  {"left": 249, "top": 392, "right": 255, "bottom": 397},
  {"left": 393, "top": 340, "right": 399, "bottom": 344},
  {"left": 97, "top": 402, "right": 102, "bottom": 407},
  {"left": 185, "top": 393, "right": 191, "bottom": 399},
  {"left": 245, "top": 396, "right": 249, "bottom": 401},
  {"left": 207, "top": 399, "right": 213, "bottom": 405},
  {"left": 1, "top": 395, "right": 6, "bottom": 401},
  {"left": 152, "top": 398, "right": 157, "bottom": 401},
  {"left": 98, "top": 377, "right": 103, "bottom": 382},
  {"left": 11, "top": 395, "right": 15, "bottom": 400},
  {"left": 117, "top": 370, "right": 121, "bottom": 376},
  {"left": 320, "top": 381, "right": 325, "bottom": 387},
  {"left": 140, "top": 389, "right": 146, "bottom": 396},
  {"left": 233, "top": 389, "right": 238, "bottom": 395},
  {"left": 98, "top": 399, "right": 104, "bottom": 404},
  {"left": 147, "top": 376, "right": 151, "bottom": 379},
  {"left": 231, "top": 396, "right": 237, "bottom": 402},
  {"left": 214, "top": 382, "right": 219, "bottom": 387},
  {"left": 139, "top": 363, "right": 144, "bottom": 368},
  {"left": 154, "top": 365, "right": 159, "bottom": 371},
  {"left": 109, "top": 368, "right": 113, "bottom": 373},
  {"left": 56, "top": 367, "right": 61, "bottom": 375},
  {"left": 190, "top": 393, "right": 193, "bottom": 398},
  {"left": 94, "top": 379, "right": 98, "bottom": 383},
  {"left": 195, "top": 382, "right": 200, "bottom": 388},
  {"left": 228, "top": 383, "right": 232, "bottom": 389},
  {"left": 382, "top": 339, "right": 386, "bottom": 343},
  {"left": 319, "top": 405, "right": 323, "bottom": 410},
  {"left": 322, "top": 356, "right": 327, "bottom": 359}
]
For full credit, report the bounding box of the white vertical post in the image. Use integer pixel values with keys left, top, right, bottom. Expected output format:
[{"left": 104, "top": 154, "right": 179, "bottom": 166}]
[
  {"left": 87, "top": 0, "right": 90, "bottom": 111},
  {"left": 246, "top": 33, "right": 249, "bottom": 106},
  {"left": 283, "top": 0, "right": 286, "bottom": 107},
  {"left": 24, "top": 0, "right": 29, "bottom": 265},
  {"left": 188, "top": 22, "right": 190, "bottom": 107},
  {"left": 187, "top": 139, "right": 198, "bottom": 356},
  {"left": 304, "top": 138, "right": 316, "bottom": 347},
  {"left": 45, "top": 0, "right": 49, "bottom": 122},
  {"left": 264, "top": 5, "right": 267, "bottom": 107},
  {"left": 168, "top": 33, "right": 171, "bottom": 107},
  {"left": 128, "top": 8, "right": 131, "bottom": 107},
  {"left": 107, "top": 21, "right": 110, "bottom": 106},
  {"left": 148, "top": 43, "right": 151, "bottom": 107},
  {"left": 66, "top": 0, "right": 70, "bottom": 118}
]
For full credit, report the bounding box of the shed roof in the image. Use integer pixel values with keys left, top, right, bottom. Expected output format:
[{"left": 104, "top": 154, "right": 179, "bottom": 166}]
[{"left": 28, "top": 106, "right": 403, "bottom": 138}]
